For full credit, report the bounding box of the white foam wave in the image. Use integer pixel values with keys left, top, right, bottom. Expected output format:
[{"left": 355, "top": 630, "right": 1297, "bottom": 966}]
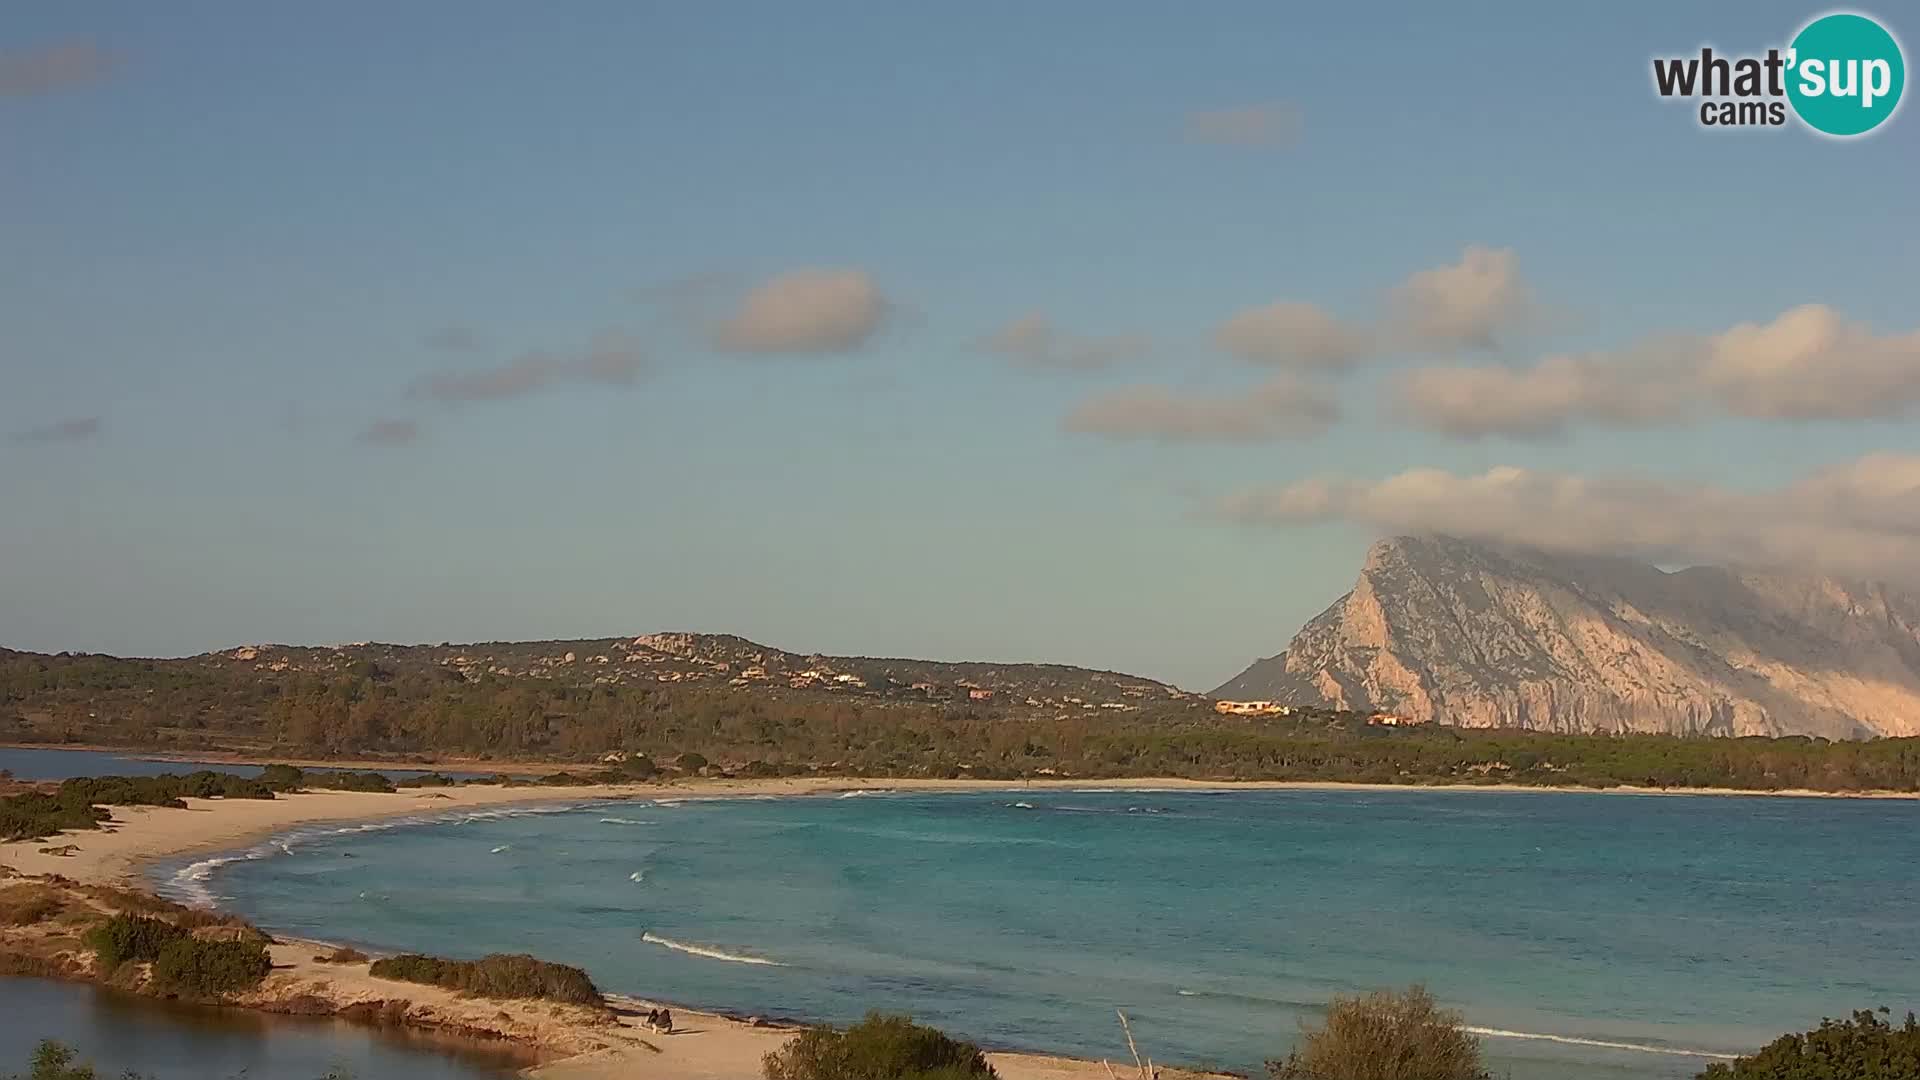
[
  {"left": 1462, "top": 1026, "right": 1737, "bottom": 1060},
  {"left": 836, "top": 789, "right": 896, "bottom": 799},
  {"left": 1008, "top": 801, "right": 1034, "bottom": 809},
  {"left": 599, "top": 817, "right": 653, "bottom": 826},
  {"left": 641, "top": 932, "right": 783, "bottom": 966},
  {"left": 490, "top": 844, "right": 512, "bottom": 853},
  {"left": 629, "top": 870, "right": 646, "bottom": 883}
]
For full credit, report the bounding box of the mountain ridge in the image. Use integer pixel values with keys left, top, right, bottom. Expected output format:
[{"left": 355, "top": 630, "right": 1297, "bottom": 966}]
[{"left": 1214, "top": 535, "right": 1920, "bottom": 739}]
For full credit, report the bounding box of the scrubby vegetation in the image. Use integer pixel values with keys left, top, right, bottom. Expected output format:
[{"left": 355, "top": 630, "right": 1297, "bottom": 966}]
[
  {"left": 0, "top": 883, "right": 67, "bottom": 926},
  {"left": 314, "top": 945, "right": 369, "bottom": 964},
  {"left": 367, "top": 951, "right": 603, "bottom": 1006},
  {"left": 763, "top": 1012, "right": 998, "bottom": 1080},
  {"left": 151, "top": 936, "right": 273, "bottom": 996},
  {"left": 1697, "top": 1009, "right": 1920, "bottom": 1079},
  {"left": 81, "top": 913, "right": 270, "bottom": 997},
  {"left": 6, "top": 1040, "right": 136, "bottom": 1080},
  {"left": 1267, "top": 986, "right": 1491, "bottom": 1080},
  {"left": 6, "top": 640, "right": 1920, "bottom": 792}
]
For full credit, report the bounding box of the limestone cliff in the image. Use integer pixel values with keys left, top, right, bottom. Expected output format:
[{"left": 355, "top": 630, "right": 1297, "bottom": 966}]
[{"left": 1214, "top": 535, "right": 1920, "bottom": 738}]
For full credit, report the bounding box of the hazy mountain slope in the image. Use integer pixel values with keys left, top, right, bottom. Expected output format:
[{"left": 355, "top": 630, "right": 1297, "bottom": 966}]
[{"left": 1215, "top": 535, "right": 1920, "bottom": 738}]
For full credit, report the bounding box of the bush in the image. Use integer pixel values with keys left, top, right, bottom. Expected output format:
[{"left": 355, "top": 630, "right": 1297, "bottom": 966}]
[
  {"left": 763, "top": 1012, "right": 998, "bottom": 1080},
  {"left": 84, "top": 915, "right": 185, "bottom": 972},
  {"left": 307, "top": 771, "right": 395, "bottom": 793},
  {"left": 315, "top": 945, "right": 369, "bottom": 964},
  {"left": 395, "top": 772, "right": 457, "bottom": 788},
  {"left": 151, "top": 937, "right": 272, "bottom": 997},
  {"left": 1267, "top": 986, "right": 1491, "bottom": 1080},
  {"left": 368, "top": 952, "right": 603, "bottom": 1006},
  {"left": 1697, "top": 1009, "right": 1920, "bottom": 1079},
  {"left": 258, "top": 764, "right": 305, "bottom": 790}
]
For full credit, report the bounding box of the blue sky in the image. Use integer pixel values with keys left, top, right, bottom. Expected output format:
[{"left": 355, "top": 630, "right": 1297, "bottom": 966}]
[{"left": 4, "top": 2, "right": 1917, "bottom": 689}]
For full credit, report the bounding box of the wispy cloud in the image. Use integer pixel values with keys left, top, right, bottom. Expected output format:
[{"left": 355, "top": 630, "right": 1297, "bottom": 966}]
[
  {"left": 1063, "top": 375, "right": 1337, "bottom": 443},
  {"left": 1393, "top": 304, "right": 1920, "bottom": 439},
  {"left": 10, "top": 416, "right": 102, "bottom": 445},
  {"left": 410, "top": 334, "right": 647, "bottom": 402},
  {"left": 1216, "top": 452, "right": 1920, "bottom": 585},
  {"left": 981, "top": 312, "right": 1150, "bottom": 371},
  {"left": 1185, "top": 103, "right": 1302, "bottom": 147},
  {"left": 0, "top": 40, "right": 116, "bottom": 99},
  {"left": 357, "top": 418, "right": 421, "bottom": 447},
  {"left": 712, "top": 268, "right": 889, "bottom": 354},
  {"left": 1216, "top": 301, "right": 1370, "bottom": 370}
]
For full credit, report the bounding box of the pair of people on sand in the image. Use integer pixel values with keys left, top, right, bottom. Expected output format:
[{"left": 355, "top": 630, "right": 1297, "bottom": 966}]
[{"left": 643, "top": 1007, "right": 674, "bottom": 1034}]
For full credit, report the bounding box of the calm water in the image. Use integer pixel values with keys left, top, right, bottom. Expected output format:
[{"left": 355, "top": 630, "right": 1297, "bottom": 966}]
[
  {"left": 162, "top": 789, "right": 1920, "bottom": 1079},
  {"left": 0, "top": 745, "right": 497, "bottom": 782},
  {"left": 0, "top": 976, "right": 523, "bottom": 1079}
]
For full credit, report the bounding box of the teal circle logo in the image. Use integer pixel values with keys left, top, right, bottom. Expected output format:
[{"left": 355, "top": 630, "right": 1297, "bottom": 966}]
[{"left": 1786, "top": 12, "right": 1905, "bottom": 136}]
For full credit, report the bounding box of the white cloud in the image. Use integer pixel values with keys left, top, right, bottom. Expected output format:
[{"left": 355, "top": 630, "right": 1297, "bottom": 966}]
[
  {"left": 1216, "top": 300, "right": 1369, "bottom": 370},
  {"left": 410, "top": 334, "right": 646, "bottom": 402},
  {"left": 1063, "top": 375, "right": 1337, "bottom": 443},
  {"left": 714, "top": 268, "right": 887, "bottom": 354},
  {"left": 1185, "top": 103, "right": 1302, "bottom": 147},
  {"left": 1390, "top": 246, "right": 1534, "bottom": 351},
  {"left": 982, "top": 312, "right": 1149, "bottom": 371},
  {"left": 1217, "top": 453, "right": 1920, "bottom": 583},
  {"left": 1394, "top": 304, "right": 1920, "bottom": 439},
  {"left": 1702, "top": 304, "right": 1920, "bottom": 420}
]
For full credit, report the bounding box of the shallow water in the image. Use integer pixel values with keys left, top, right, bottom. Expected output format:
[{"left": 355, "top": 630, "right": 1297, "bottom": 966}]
[
  {"left": 167, "top": 788, "right": 1920, "bottom": 1078},
  {"left": 0, "top": 975, "right": 525, "bottom": 1079}
]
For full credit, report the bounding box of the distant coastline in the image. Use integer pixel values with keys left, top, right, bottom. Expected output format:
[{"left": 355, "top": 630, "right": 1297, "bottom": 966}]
[{"left": 8, "top": 743, "right": 1920, "bottom": 803}]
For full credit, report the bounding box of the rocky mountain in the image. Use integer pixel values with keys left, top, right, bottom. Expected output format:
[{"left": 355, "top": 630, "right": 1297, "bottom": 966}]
[{"left": 1215, "top": 535, "right": 1920, "bottom": 738}]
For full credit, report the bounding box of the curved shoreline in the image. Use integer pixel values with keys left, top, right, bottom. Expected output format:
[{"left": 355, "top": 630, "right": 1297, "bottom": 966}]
[
  {"left": 2, "top": 779, "right": 1247, "bottom": 1080},
  {"left": 2, "top": 772, "right": 1890, "bottom": 1077}
]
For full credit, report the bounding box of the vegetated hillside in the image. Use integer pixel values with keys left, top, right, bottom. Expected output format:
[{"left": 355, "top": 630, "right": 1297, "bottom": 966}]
[
  {"left": 1217, "top": 536, "right": 1920, "bottom": 739},
  {"left": 0, "top": 632, "right": 1199, "bottom": 763},
  {"left": 6, "top": 633, "right": 1920, "bottom": 793}
]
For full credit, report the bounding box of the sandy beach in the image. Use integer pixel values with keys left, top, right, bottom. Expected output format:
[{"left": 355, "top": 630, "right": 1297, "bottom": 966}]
[
  {"left": 0, "top": 777, "right": 1234, "bottom": 1080},
  {"left": 3, "top": 771, "right": 1913, "bottom": 1079}
]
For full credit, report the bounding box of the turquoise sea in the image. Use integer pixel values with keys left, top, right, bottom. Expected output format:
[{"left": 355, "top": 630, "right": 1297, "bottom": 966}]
[{"left": 158, "top": 788, "right": 1920, "bottom": 1079}]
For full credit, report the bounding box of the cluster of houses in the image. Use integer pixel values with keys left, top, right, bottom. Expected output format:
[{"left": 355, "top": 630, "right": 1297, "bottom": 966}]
[{"left": 1211, "top": 699, "right": 1433, "bottom": 728}]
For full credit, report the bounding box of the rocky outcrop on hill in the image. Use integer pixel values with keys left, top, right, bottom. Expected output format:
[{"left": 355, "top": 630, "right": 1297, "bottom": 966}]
[{"left": 1215, "top": 535, "right": 1920, "bottom": 738}]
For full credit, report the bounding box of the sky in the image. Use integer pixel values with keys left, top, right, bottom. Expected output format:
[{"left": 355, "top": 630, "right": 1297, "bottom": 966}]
[{"left": 4, "top": 2, "right": 1917, "bottom": 691}]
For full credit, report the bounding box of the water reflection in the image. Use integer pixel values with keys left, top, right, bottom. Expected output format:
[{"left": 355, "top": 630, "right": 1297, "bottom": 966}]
[{"left": 0, "top": 977, "right": 527, "bottom": 1080}]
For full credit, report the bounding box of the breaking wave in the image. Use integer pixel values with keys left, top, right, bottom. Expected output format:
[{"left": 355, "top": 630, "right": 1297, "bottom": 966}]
[
  {"left": 641, "top": 932, "right": 783, "bottom": 966},
  {"left": 1462, "top": 1026, "right": 1738, "bottom": 1060},
  {"left": 599, "top": 817, "right": 653, "bottom": 826}
]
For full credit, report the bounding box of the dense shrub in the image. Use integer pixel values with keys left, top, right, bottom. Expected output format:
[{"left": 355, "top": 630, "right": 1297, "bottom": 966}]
[
  {"left": 314, "top": 945, "right": 369, "bottom": 964},
  {"left": 83, "top": 915, "right": 185, "bottom": 971},
  {"left": 82, "top": 913, "right": 270, "bottom": 995},
  {"left": 306, "top": 771, "right": 395, "bottom": 793},
  {"left": 257, "top": 764, "right": 306, "bottom": 790},
  {"left": 1267, "top": 986, "right": 1491, "bottom": 1080},
  {"left": 1698, "top": 1009, "right": 1920, "bottom": 1079},
  {"left": 763, "top": 1012, "right": 998, "bottom": 1080},
  {"left": 368, "top": 952, "right": 603, "bottom": 1006},
  {"left": 395, "top": 772, "right": 457, "bottom": 788},
  {"left": 151, "top": 937, "right": 272, "bottom": 996}
]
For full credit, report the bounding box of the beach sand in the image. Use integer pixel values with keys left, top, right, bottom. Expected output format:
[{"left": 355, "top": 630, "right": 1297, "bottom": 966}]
[
  {"left": 3, "top": 771, "right": 1909, "bottom": 1078},
  {"left": 0, "top": 777, "right": 1235, "bottom": 1080}
]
